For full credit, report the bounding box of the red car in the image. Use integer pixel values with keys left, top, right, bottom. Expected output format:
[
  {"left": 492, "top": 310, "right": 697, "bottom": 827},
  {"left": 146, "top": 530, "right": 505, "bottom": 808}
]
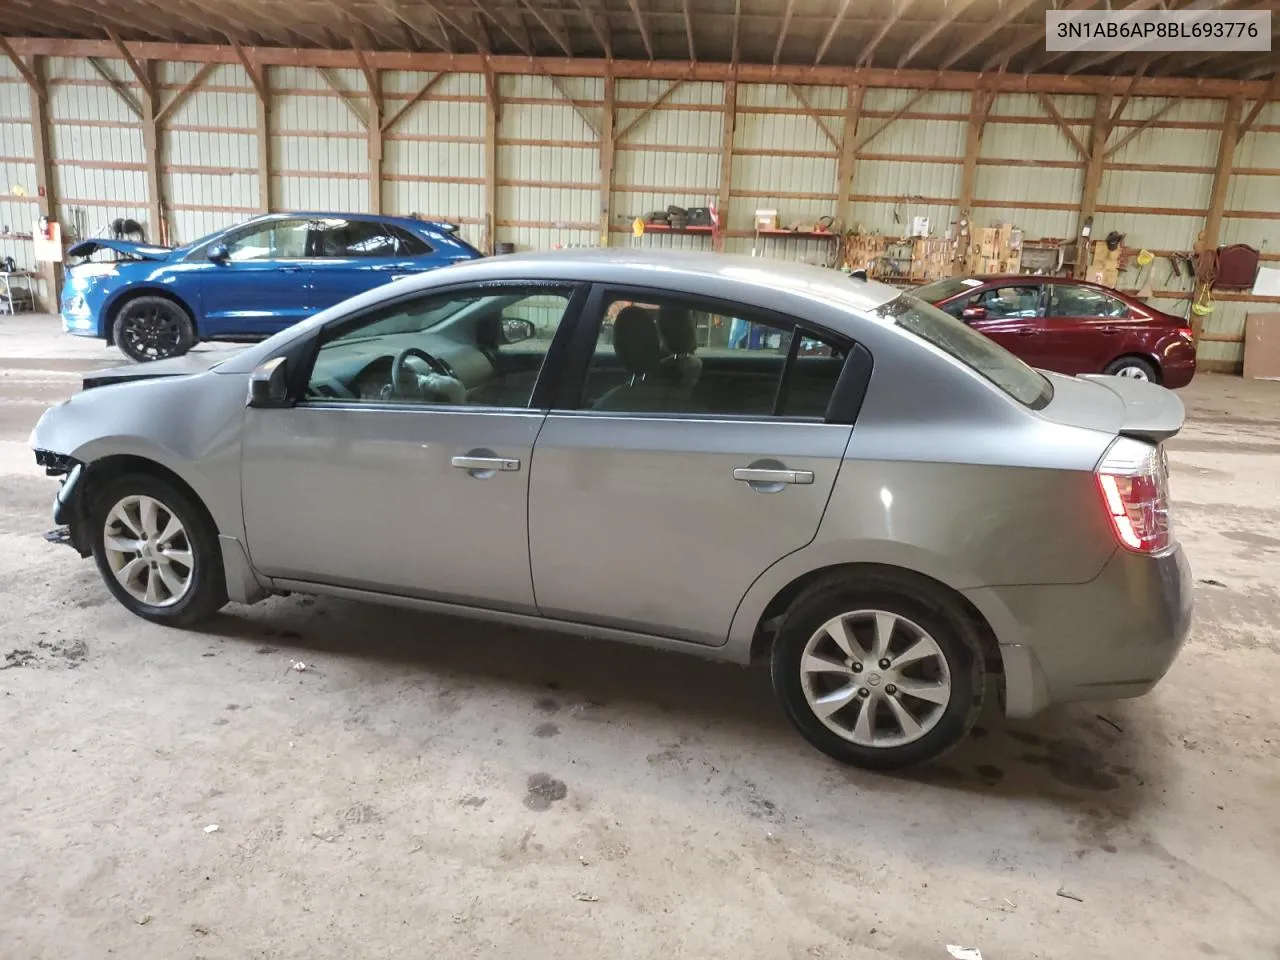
[{"left": 911, "top": 275, "right": 1197, "bottom": 388}]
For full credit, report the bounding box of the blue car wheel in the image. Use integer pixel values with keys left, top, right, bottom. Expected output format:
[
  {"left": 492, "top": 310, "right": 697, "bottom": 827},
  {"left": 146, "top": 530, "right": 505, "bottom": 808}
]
[{"left": 113, "top": 297, "right": 196, "bottom": 363}]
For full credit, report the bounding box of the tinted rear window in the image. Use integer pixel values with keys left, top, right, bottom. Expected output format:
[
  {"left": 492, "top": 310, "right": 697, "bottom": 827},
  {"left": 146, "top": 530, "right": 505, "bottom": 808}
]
[
  {"left": 876, "top": 295, "right": 1053, "bottom": 409},
  {"left": 910, "top": 277, "right": 982, "bottom": 303}
]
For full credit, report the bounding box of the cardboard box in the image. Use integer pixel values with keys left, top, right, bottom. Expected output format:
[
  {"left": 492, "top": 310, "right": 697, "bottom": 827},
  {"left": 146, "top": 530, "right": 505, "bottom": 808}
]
[
  {"left": 754, "top": 208, "right": 778, "bottom": 230},
  {"left": 1243, "top": 312, "right": 1280, "bottom": 380}
]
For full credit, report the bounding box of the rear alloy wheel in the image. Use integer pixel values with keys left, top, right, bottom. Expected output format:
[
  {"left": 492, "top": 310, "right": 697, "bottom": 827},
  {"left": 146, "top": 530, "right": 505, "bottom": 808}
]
[
  {"left": 113, "top": 296, "right": 195, "bottom": 362},
  {"left": 91, "top": 473, "right": 227, "bottom": 625},
  {"left": 771, "top": 574, "right": 984, "bottom": 770},
  {"left": 1103, "top": 356, "right": 1157, "bottom": 382}
]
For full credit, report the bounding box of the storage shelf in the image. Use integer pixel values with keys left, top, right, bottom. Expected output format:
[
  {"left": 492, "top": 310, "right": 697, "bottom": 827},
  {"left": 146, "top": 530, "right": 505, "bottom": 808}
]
[
  {"left": 641, "top": 223, "right": 715, "bottom": 234},
  {"left": 755, "top": 229, "right": 839, "bottom": 240}
]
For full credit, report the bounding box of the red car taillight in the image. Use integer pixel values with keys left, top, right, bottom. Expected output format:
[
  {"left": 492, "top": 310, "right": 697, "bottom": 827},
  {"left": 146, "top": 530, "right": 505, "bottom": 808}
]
[
  {"left": 1096, "top": 440, "right": 1172, "bottom": 553},
  {"left": 1176, "top": 326, "right": 1194, "bottom": 340}
]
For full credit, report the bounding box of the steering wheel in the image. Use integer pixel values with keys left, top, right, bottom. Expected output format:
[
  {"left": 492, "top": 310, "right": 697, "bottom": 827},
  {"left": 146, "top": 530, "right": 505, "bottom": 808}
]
[{"left": 389, "top": 346, "right": 466, "bottom": 404}]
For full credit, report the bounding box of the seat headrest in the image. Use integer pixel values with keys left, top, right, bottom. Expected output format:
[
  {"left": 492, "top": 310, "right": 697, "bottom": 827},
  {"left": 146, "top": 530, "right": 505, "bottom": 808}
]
[
  {"left": 657, "top": 304, "right": 697, "bottom": 355},
  {"left": 612, "top": 306, "right": 666, "bottom": 375}
]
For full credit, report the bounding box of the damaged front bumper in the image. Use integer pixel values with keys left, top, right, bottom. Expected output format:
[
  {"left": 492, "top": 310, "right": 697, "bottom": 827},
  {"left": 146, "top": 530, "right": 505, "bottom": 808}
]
[{"left": 34, "top": 450, "right": 92, "bottom": 557}]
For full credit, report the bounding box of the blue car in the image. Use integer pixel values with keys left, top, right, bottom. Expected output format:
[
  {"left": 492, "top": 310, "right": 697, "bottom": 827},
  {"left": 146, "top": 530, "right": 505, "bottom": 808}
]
[{"left": 62, "top": 212, "right": 484, "bottom": 361}]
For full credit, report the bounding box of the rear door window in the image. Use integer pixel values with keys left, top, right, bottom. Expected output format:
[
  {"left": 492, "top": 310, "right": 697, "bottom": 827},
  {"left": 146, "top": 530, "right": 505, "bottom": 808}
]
[
  {"left": 877, "top": 295, "right": 1052, "bottom": 409},
  {"left": 1048, "top": 285, "right": 1129, "bottom": 319}
]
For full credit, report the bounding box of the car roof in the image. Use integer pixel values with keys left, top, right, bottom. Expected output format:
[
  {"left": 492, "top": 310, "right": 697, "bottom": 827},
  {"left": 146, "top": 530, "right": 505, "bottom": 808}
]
[
  {"left": 251, "top": 211, "right": 454, "bottom": 231},
  {"left": 441, "top": 248, "right": 904, "bottom": 314}
]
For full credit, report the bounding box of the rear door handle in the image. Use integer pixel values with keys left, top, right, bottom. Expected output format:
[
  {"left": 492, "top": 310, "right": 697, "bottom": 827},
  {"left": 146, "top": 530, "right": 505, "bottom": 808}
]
[
  {"left": 452, "top": 456, "right": 520, "bottom": 472},
  {"left": 733, "top": 467, "right": 814, "bottom": 485},
  {"left": 1016, "top": 328, "right": 1037, "bottom": 336}
]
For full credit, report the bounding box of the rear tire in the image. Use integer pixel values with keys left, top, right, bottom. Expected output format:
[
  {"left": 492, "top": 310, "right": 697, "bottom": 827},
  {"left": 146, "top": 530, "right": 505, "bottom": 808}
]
[
  {"left": 90, "top": 472, "right": 227, "bottom": 625},
  {"left": 770, "top": 572, "right": 984, "bottom": 771},
  {"left": 113, "top": 296, "right": 195, "bottom": 362},
  {"left": 1103, "top": 356, "right": 1157, "bottom": 382}
]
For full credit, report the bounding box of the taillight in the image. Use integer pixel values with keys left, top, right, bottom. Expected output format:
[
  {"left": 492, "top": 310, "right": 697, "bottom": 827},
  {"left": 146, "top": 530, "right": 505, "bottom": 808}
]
[
  {"left": 1176, "top": 326, "right": 1194, "bottom": 340},
  {"left": 1096, "top": 438, "right": 1172, "bottom": 554}
]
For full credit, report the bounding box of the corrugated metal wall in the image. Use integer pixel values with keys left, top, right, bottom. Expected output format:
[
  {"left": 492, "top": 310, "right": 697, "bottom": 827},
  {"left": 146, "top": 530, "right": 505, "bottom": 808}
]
[{"left": 0, "top": 59, "right": 1276, "bottom": 364}]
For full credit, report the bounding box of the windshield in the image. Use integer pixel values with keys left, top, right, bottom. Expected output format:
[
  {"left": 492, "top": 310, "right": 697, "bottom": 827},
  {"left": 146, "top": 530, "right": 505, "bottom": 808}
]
[
  {"left": 909, "top": 277, "right": 983, "bottom": 303},
  {"left": 876, "top": 295, "right": 1053, "bottom": 409}
]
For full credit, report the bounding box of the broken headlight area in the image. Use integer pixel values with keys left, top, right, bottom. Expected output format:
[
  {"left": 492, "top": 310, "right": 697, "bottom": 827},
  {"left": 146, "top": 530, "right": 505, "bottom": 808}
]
[{"left": 35, "top": 449, "right": 76, "bottom": 477}]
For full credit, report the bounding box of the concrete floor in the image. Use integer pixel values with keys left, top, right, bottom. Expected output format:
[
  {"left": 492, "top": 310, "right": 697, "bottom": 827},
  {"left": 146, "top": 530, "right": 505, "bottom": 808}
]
[{"left": 1, "top": 315, "right": 1278, "bottom": 959}]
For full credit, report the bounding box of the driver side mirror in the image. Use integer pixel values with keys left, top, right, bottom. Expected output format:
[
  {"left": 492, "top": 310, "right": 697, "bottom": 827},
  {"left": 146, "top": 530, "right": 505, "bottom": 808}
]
[
  {"left": 961, "top": 305, "right": 987, "bottom": 321},
  {"left": 246, "top": 357, "right": 290, "bottom": 408},
  {"left": 207, "top": 243, "right": 229, "bottom": 263},
  {"left": 500, "top": 317, "right": 536, "bottom": 345}
]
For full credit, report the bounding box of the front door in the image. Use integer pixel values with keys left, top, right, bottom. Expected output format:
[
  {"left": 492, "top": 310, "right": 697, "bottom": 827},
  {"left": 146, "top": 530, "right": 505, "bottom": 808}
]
[
  {"left": 528, "top": 288, "right": 856, "bottom": 646},
  {"left": 240, "top": 282, "right": 582, "bottom": 611},
  {"left": 199, "top": 217, "right": 314, "bottom": 336}
]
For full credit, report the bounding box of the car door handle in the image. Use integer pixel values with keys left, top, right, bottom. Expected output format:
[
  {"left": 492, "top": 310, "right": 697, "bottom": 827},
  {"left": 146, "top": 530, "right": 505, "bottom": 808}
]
[
  {"left": 733, "top": 468, "right": 813, "bottom": 485},
  {"left": 279, "top": 266, "right": 303, "bottom": 273},
  {"left": 1099, "top": 326, "right": 1119, "bottom": 335},
  {"left": 1016, "top": 328, "right": 1037, "bottom": 336},
  {"left": 452, "top": 456, "right": 520, "bottom": 472}
]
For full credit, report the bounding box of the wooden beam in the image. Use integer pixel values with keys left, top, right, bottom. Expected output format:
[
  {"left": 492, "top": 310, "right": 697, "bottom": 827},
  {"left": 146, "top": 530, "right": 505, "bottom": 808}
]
[
  {"left": 956, "top": 89, "right": 993, "bottom": 225},
  {"left": 368, "top": 0, "right": 450, "bottom": 53},
  {"left": 317, "top": 67, "right": 370, "bottom": 129},
  {"left": 1027, "top": 0, "right": 1165, "bottom": 75},
  {"left": 353, "top": 43, "right": 379, "bottom": 100},
  {"left": 855, "top": 81, "right": 938, "bottom": 151},
  {"left": 627, "top": 0, "right": 654, "bottom": 60},
  {"left": 520, "top": 0, "right": 574, "bottom": 57},
  {"left": 544, "top": 71, "right": 601, "bottom": 137},
  {"left": 1104, "top": 99, "right": 1177, "bottom": 159},
  {"left": 773, "top": 0, "right": 796, "bottom": 66},
  {"left": 106, "top": 28, "right": 154, "bottom": 99},
  {"left": 939, "top": 0, "right": 1038, "bottom": 72},
  {"left": 815, "top": 0, "right": 852, "bottom": 66},
  {"left": 986, "top": 0, "right": 1100, "bottom": 72},
  {"left": 1203, "top": 96, "right": 1242, "bottom": 257},
  {"left": 3, "top": 39, "right": 1276, "bottom": 99},
  {"left": 1238, "top": 73, "right": 1280, "bottom": 138},
  {"left": 229, "top": 37, "right": 269, "bottom": 103},
  {"left": 682, "top": 0, "right": 696, "bottom": 61},
  {"left": 600, "top": 67, "right": 615, "bottom": 246},
  {"left": 87, "top": 57, "right": 143, "bottom": 118},
  {"left": 0, "top": 35, "right": 43, "bottom": 94},
  {"left": 614, "top": 79, "right": 687, "bottom": 143},
  {"left": 155, "top": 61, "right": 216, "bottom": 126},
  {"left": 1104, "top": 58, "right": 1155, "bottom": 141},
  {"left": 28, "top": 55, "right": 60, "bottom": 311},
  {"left": 715, "top": 79, "right": 736, "bottom": 252},
  {"left": 363, "top": 57, "right": 384, "bottom": 214},
  {"left": 1037, "top": 92, "right": 1088, "bottom": 160},
  {"left": 836, "top": 83, "right": 864, "bottom": 230},
  {"left": 381, "top": 72, "right": 447, "bottom": 132},
  {"left": 139, "top": 61, "right": 166, "bottom": 244},
  {"left": 255, "top": 64, "right": 271, "bottom": 213},
  {"left": 897, "top": 0, "right": 980, "bottom": 69},
  {"left": 1074, "top": 93, "right": 1111, "bottom": 279},
  {"left": 787, "top": 84, "right": 839, "bottom": 148}
]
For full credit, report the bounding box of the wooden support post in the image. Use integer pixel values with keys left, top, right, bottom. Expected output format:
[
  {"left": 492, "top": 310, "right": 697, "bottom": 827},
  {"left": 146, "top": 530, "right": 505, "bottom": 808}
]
[
  {"left": 1196, "top": 95, "right": 1243, "bottom": 343},
  {"left": 1074, "top": 93, "right": 1112, "bottom": 279},
  {"left": 256, "top": 66, "right": 272, "bottom": 212},
  {"left": 366, "top": 65, "right": 384, "bottom": 213},
  {"left": 139, "top": 60, "right": 166, "bottom": 245},
  {"left": 715, "top": 79, "right": 736, "bottom": 253},
  {"left": 956, "top": 89, "right": 992, "bottom": 228},
  {"left": 599, "top": 68, "right": 615, "bottom": 247},
  {"left": 484, "top": 64, "right": 499, "bottom": 254},
  {"left": 836, "top": 83, "right": 864, "bottom": 232},
  {"left": 28, "top": 56, "right": 60, "bottom": 310}
]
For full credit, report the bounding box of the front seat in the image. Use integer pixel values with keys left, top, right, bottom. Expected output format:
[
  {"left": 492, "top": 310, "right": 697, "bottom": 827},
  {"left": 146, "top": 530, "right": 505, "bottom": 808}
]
[
  {"left": 656, "top": 305, "right": 703, "bottom": 392},
  {"left": 593, "top": 307, "right": 692, "bottom": 412}
]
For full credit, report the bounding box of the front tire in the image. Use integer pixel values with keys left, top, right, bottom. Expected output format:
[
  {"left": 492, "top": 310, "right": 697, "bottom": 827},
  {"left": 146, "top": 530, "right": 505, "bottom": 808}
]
[
  {"left": 770, "top": 572, "right": 984, "bottom": 771},
  {"left": 90, "top": 473, "right": 227, "bottom": 625},
  {"left": 1103, "top": 356, "right": 1157, "bottom": 382},
  {"left": 113, "top": 296, "right": 195, "bottom": 362}
]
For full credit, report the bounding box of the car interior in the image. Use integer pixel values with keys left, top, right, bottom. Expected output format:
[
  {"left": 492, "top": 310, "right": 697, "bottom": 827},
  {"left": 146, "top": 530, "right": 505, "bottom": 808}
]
[{"left": 300, "top": 288, "right": 849, "bottom": 419}]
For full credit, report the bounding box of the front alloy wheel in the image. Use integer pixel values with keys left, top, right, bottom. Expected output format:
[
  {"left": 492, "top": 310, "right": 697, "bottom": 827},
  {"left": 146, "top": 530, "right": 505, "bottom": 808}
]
[{"left": 102, "top": 494, "right": 194, "bottom": 607}]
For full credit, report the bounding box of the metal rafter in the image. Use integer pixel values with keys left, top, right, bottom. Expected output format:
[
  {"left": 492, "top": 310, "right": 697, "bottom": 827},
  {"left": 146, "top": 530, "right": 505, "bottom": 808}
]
[
  {"left": 627, "top": 0, "right": 655, "bottom": 60},
  {"left": 773, "top": 0, "right": 796, "bottom": 66},
  {"left": 814, "top": 0, "right": 852, "bottom": 67},
  {"left": 897, "top": 0, "right": 982, "bottom": 69}
]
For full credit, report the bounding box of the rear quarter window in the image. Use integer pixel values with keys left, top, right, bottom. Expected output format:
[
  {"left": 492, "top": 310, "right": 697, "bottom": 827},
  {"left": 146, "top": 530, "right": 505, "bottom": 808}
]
[{"left": 876, "top": 295, "right": 1053, "bottom": 409}]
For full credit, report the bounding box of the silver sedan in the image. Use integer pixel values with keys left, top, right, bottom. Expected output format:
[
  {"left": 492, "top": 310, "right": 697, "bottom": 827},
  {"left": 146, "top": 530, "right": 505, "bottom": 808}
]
[{"left": 30, "top": 250, "right": 1193, "bottom": 770}]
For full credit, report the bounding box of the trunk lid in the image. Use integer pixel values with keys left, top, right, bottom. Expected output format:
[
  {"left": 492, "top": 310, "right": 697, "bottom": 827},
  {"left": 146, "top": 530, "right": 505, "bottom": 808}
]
[
  {"left": 1036, "top": 371, "right": 1185, "bottom": 444},
  {"left": 67, "top": 238, "right": 173, "bottom": 261}
]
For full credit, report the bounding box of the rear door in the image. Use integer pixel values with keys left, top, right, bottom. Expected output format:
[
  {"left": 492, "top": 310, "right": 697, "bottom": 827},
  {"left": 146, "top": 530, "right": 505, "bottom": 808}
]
[
  {"left": 1044, "top": 283, "right": 1134, "bottom": 374},
  {"left": 306, "top": 218, "right": 431, "bottom": 311},
  {"left": 199, "top": 217, "right": 313, "bottom": 335},
  {"left": 962, "top": 282, "right": 1053, "bottom": 368},
  {"left": 527, "top": 285, "right": 862, "bottom": 646}
]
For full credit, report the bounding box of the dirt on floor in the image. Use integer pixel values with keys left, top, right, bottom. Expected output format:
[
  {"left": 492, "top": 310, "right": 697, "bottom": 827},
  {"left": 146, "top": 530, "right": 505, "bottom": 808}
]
[{"left": 1, "top": 316, "right": 1278, "bottom": 959}]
